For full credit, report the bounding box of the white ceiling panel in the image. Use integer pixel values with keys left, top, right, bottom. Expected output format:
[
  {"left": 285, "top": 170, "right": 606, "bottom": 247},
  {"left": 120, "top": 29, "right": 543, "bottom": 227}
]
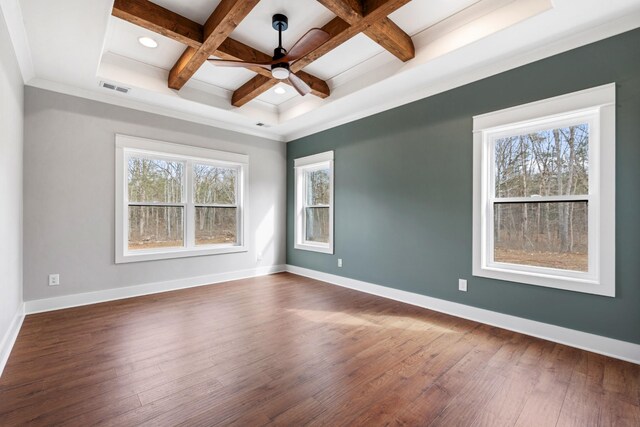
[
  {"left": 105, "top": 18, "right": 185, "bottom": 70},
  {"left": 390, "top": 0, "right": 481, "bottom": 36},
  {"left": 303, "top": 33, "right": 386, "bottom": 81},
  {"left": 191, "top": 62, "right": 256, "bottom": 91},
  {"left": 151, "top": 0, "right": 222, "bottom": 25},
  {"left": 254, "top": 81, "right": 299, "bottom": 106},
  {"left": 230, "top": 0, "right": 335, "bottom": 56}
]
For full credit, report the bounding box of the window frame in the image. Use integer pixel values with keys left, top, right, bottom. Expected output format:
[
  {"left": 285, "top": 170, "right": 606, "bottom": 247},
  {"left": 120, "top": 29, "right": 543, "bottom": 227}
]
[
  {"left": 294, "top": 151, "right": 334, "bottom": 254},
  {"left": 472, "top": 84, "right": 615, "bottom": 297},
  {"left": 115, "top": 134, "right": 248, "bottom": 263}
]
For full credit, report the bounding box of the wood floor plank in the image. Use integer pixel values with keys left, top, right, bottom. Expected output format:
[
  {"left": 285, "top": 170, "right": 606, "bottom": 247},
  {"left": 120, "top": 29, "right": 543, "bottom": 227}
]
[{"left": 0, "top": 272, "right": 638, "bottom": 426}]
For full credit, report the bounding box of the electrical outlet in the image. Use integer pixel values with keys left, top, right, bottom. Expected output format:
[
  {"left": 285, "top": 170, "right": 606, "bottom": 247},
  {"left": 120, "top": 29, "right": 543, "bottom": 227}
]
[
  {"left": 337, "top": 259, "right": 343, "bottom": 267},
  {"left": 257, "top": 251, "right": 263, "bottom": 261},
  {"left": 49, "top": 274, "right": 60, "bottom": 286},
  {"left": 458, "top": 279, "right": 467, "bottom": 292}
]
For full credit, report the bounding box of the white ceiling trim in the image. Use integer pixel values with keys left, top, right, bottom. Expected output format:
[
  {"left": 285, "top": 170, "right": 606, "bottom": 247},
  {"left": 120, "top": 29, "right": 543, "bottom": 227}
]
[
  {"left": 26, "top": 77, "right": 285, "bottom": 141},
  {"left": 278, "top": 3, "right": 640, "bottom": 141},
  {"left": 5, "top": 0, "right": 640, "bottom": 143},
  {"left": 0, "top": 0, "right": 34, "bottom": 83}
]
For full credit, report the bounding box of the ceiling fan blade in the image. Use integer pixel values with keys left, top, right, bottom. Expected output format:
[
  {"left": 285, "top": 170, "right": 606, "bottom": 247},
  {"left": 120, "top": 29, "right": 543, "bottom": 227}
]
[
  {"left": 282, "top": 28, "right": 330, "bottom": 62},
  {"left": 288, "top": 73, "right": 311, "bottom": 96},
  {"left": 207, "top": 59, "right": 271, "bottom": 70}
]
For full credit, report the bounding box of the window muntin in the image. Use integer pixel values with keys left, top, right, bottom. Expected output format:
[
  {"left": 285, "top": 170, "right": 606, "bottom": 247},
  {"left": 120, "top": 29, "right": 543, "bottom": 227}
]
[
  {"left": 472, "top": 84, "right": 615, "bottom": 296},
  {"left": 116, "top": 135, "right": 248, "bottom": 263},
  {"left": 294, "top": 151, "right": 334, "bottom": 254}
]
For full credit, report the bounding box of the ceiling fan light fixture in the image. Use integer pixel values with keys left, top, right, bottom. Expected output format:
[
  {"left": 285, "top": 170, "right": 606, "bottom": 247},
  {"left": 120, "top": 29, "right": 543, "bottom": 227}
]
[
  {"left": 271, "top": 64, "right": 290, "bottom": 80},
  {"left": 138, "top": 36, "right": 158, "bottom": 48}
]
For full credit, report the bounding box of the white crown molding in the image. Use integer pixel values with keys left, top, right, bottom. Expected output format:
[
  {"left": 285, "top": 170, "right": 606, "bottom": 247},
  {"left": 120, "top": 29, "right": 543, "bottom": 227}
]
[
  {"left": 0, "top": 303, "right": 25, "bottom": 378},
  {"left": 0, "top": 0, "right": 35, "bottom": 83},
  {"left": 26, "top": 78, "right": 285, "bottom": 142},
  {"left": 280, "top": 7, "right": 640, "bottom": 142},
  {"left": 286, "top": 265, "right": 640, "bottom": 365},
  {"left": 6, "top": 0, "right": 640, "bottom": 143},
  {"left": 24, "top": 265, "right": 286, "bottom": 314}
]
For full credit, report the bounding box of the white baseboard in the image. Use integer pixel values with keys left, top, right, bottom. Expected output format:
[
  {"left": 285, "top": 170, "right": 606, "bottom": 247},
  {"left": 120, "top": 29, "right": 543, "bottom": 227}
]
[
  {"left": 286, "top": 265, "right": 640, "bottom": 365},
  {"left": 0, "top": 303, "right": 25, "bottom": 378},
  {"left": 25, "top": 265, "right": 286, "bottom": 314}
]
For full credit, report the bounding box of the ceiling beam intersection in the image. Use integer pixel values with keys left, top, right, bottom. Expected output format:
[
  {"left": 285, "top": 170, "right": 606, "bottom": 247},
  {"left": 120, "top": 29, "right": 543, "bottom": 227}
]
[
  {"left": 112, "top": 0, "right": 415, "bottom": 107},
  {"left": 111, "top": 0, "right": 329, "bottom": 99},
  {"left": 232, "top": 0, "right": 415, "bottom": 107}
]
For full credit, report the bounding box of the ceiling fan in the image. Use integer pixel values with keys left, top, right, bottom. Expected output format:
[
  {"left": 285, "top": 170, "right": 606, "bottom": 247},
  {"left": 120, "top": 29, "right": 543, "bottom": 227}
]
[{"left": 207, "top": 14, "right": 329, "bottom": 96}]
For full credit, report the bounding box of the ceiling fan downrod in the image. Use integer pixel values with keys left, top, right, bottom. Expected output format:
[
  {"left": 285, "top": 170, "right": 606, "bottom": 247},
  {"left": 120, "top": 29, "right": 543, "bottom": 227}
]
[{"left": 271, "top": 14, "right": 290, "bottom": 79}]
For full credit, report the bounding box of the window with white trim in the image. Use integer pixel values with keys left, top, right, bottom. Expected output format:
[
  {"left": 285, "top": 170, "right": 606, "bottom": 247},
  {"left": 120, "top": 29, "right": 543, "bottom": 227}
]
[
  {"left": 115, "top": 135, "right": 248, "bottom": 263},
  {"left": 294, "top": 151, "right": 334, "bottom": 254},
  {"left": 472, "top": 84, "right": 615, "bottom": 296}
]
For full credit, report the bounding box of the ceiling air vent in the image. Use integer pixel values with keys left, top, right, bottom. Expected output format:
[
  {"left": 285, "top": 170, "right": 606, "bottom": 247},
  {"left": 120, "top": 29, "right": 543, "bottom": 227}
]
[
  {"left": 256, "top": 122, "right": 270, "bottom": 128},
  {"left": 100, "top": 81, "right": 130, "bottom": 94}
]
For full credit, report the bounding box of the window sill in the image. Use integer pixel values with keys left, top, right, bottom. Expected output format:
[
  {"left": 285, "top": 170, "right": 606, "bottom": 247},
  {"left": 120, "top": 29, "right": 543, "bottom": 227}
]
[
  {"left": 116, "top": 245, "right": 247, "bottom": 264},
  {"left": 294, "top": 242, "right": 333, "bottom": 254},
  {"left": 472, "top": 265, "right": 613, "bottom": 297}
]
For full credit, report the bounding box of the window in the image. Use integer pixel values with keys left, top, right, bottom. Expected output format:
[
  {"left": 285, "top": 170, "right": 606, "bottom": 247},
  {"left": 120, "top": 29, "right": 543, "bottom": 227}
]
[
  {"left": 472, "top": 84, "right": 615, "bottom": 296},
  {"left": 115, "top": 135, "right": 248, "bottom": 263},
  {"left": 294, "top": 151, "right": 334, "bottom": 254}
]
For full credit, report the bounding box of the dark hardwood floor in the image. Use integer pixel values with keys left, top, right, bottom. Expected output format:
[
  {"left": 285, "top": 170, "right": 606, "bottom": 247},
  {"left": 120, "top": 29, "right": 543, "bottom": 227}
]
[{"left": 1, "top": 272, "right": 638, "bottom": 426}]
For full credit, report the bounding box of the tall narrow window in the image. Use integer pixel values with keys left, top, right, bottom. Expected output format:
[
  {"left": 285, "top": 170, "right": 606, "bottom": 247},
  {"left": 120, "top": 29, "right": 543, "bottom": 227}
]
[
  {"left": 116, "top": 135, "right": 248, "bottom": 263},
  {"left": 295, "top": 151, "right": 334, "bottom": 254},
  {"left": 472, "top": 84, "right": 615, "bottom": 296}
]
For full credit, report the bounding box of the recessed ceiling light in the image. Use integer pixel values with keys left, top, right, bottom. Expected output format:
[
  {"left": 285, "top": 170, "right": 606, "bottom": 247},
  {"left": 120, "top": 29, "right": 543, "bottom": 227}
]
[
  {"left": 138, "top": 37, "right": 158, "bottom": 48},
  {"left": 274, "top": 87, "right": 287, "bottom": 95}
]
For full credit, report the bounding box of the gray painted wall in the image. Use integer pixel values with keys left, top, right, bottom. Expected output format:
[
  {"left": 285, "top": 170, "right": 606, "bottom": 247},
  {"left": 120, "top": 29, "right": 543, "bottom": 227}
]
[
  {"left": 24, "top": 87, "right": 286, "bottom": 301},
  {"left": 0, "top": 10, "right": 23, "bottom": 342},
  {"left": 287, "top": 29, "right": 640, "bottom": 344}
]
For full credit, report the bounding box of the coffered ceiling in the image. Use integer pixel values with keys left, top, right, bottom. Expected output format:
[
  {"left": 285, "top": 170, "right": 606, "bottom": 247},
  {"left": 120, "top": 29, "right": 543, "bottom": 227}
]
[{"left": 4, "top": 0, "right": 640, "bottom": 141}]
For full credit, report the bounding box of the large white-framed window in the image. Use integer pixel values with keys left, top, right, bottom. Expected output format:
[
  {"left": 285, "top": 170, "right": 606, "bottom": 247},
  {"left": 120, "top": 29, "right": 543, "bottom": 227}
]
[
  {"left": 115, "top": 134, "right": 248, "bottom": 263},
  {"left": 294, "top": 151, "right": 334, "bottom": 254},
  {"left": 472, "top": 84, "right": 615, "bottom": 296}
]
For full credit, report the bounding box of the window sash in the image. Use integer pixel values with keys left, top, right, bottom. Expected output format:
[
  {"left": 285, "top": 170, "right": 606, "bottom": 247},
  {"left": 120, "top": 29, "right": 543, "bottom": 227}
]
[
  {"left": 294, "top": 152, "right": 334, "bottom": 254},
  {"left": 302, "top": 168, "right": 330, "bottom": 246},
  {"left": 482, "top": 111, "right": 598, "bottom": 279}
]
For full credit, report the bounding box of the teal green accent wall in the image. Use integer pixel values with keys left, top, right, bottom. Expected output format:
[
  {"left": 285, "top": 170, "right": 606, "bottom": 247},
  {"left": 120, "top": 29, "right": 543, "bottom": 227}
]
[{"left": 286, "top": 28, "right": 640, "bottom": 344}]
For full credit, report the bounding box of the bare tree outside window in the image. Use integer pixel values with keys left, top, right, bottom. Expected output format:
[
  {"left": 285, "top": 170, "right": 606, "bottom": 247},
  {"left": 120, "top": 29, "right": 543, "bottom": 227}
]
[
  {"left": 493, "top": 124, "right": 589, "bottom": 271},
  {"left": 193, "top": 164, "right": 238, "bottom": 245},
  {"left": 128, "top": 157, "right": 184, "bottom": 250},
  {"left": 305, "top": 168, "right": 330, "bottom": 243}
]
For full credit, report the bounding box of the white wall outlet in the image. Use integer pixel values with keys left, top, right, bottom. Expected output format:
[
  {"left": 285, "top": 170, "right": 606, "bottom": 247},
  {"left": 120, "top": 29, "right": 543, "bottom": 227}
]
[
  {"left": 49, "top": 274, "right": 60, "bottom": 286},
  {"left": 458, "top": 279, "right": 467, "bottom": 292},
  {"left": 337, "top": 259, "right": 343, "bottom": 267},
  {"left": 257, "top": 251, "right": 263, "bottom": 261}
]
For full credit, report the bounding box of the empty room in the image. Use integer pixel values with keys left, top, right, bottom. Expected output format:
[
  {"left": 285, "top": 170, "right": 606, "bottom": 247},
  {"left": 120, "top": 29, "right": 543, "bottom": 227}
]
[{"left": 1, "top": 0, "right": 639, "bottom": 425}]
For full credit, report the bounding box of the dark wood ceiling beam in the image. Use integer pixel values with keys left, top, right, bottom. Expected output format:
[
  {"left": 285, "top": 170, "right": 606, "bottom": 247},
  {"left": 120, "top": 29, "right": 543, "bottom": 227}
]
[
  {"left": 111, "top": 0, "right": 329, "bottom": 99},
  {"left": 168, "top": 0, "right": 262, "bottom": 90},
  {"left": 232, "top": 0, "right": 414, "bottom": 106},
  {"left": 316, "top": 0, "right": 414, "bottom": 61},
  {"left": 364, "top": 18, "right": 414, "bottom": 61}
]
